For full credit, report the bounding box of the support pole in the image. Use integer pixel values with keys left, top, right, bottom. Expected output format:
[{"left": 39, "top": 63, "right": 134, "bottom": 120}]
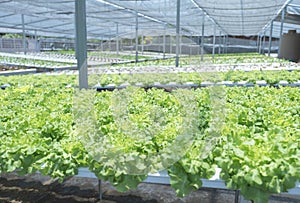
[
  {"left": 258, "top": 34, "right": 262, "bottom": 54},
  {"left": 225, "top": 35, "right": 228, "bottom": 54},
  {"left": 98, "top": 179, "right": 102, "bottom": 200},
  {"left": 13, "top": 38, "right": 16, "bottom": 50},
  {"left": 116, "top": 23, "right": 119, "bottom": 55},
  {"left": 218, "top": 31, "right": 221, "bottom": 55},
  {"left": 278, "top": 8, "right": 285, "bottom": 57},
  {"left": 212, "top": 25, "right": 216, "bottom": 59},
  {"left": 198, "top": 36, "right": 201, "bottom": 55},
  {"left": 170, "top": 35, "right": 172, "bottom": 54},
  {"left": 75, "top": 0, "right": 88, "bottom": 89},
  {"left": 34, "top": 30, "right": 38, "bottom": 52},
  {"left": 141, "top": 34, "right": 144, "bottom": 55},
  {"left": 131, "top": 38, "right": 133, "bottom": 53},
  {"left": 222, "top": 35, "right": 226, "bottom": 54},
  {"left": 163, "top": 25, "right": 166, "bottom": 58},
  {"left": 163, "top": 0, "right": 167, "bottom": 57},
  {"left": 175, "top": 0, "right": 180, "bottom": 67},
  {"left": 120, "top": 38, "right": 122, "bottom": 52},
  {"left": 109, "top": 37, "right": 111, "bottom": 51},
  {"left": 256, "top": 35, "right": 260, "bottom": 53},
  {"left": 21, "top": 14, "right": 26, "bottom": 54},
  {"left": 262, "top": 30, "right": 266, "bottom": 54},
  {"left": 189, "top": 35, "right": 192, "bottom": 56},
  {"left": 179, "top": 35, "right": 182, "bottom": 55},
  {"left": 135, "top": 0, "right": 138, "bottom": 63},
  {"left": 234, "top": 190, "right": 240, "bottom": 203},
  {"left": 268, "top": 20, "right": 273, "bottom": 56},
  {"left": 201, "top": 14, "right": 205, "bottom": 61}
]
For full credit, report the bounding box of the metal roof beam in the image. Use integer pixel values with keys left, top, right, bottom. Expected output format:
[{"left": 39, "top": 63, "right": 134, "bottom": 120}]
[{"left": 189, "top": 0, "right": 228, "bottom": 35}]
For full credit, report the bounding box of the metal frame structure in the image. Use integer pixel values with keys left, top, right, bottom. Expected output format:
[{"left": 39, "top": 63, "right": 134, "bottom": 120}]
[
  {"left": 0, "top": 0, "right": 298, "bottom": 39},
  {"left": 1, "top": 2, "right": 300, "bottom": 199},
  {"left": 0, "top": 0, "right": 299, "bottom": 87},
  {"left": 76, "top": 167, "right": 300, "bottom": 202}
]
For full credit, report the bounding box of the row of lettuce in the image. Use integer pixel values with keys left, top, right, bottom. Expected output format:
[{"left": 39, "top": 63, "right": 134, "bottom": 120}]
[
  {"left": 1, "top": 74, "right": 300, "bottom": 202},
  {"left": 0, "top": 55, "right": 74, "bottom": 68},
  {"left": 0, "top": 52, "right": 291, "bottom": 70},
  {"left": 52, "top": 51, "right": 290, "bottom": 66},
  {"left": 88, "top": 70, "right": 300, "bottom": 87},
  {"left": 108, "top": 52, "right": 290, "bottom": 67},
  {"left": 0, "top": 70, "right": 300, "bottom": 89}
]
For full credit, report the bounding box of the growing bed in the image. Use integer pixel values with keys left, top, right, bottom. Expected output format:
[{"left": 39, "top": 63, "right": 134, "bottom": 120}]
[{"left": 1, "top": 53, "right": 300, "bottom": 203}]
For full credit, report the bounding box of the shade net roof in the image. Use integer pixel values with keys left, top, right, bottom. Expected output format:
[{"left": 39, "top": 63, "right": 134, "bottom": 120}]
[{"left": 0, "top": 0, "right": 298, "bottom": 39}]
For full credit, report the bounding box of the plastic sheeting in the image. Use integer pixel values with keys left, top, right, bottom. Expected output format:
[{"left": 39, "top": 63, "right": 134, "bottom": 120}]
[
  {"left": 261, "top": 0, "right": 300, "bottom": 38},
  {"left": 192, "top": 0, "right": 289, "bottom": 36},
  {"left": 0, "top": 0, "right": 298, "bottom": 39}
]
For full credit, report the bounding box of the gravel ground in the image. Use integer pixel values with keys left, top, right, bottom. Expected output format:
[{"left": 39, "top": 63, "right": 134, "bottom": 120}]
[{"left": 1, "top": 173, "right": 300, "bottom": 203}]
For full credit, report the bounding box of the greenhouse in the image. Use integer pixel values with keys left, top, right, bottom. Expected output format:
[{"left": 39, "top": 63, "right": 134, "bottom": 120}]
[{"left": 0, "top": 0, "right": 300, "bottom": 202}]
